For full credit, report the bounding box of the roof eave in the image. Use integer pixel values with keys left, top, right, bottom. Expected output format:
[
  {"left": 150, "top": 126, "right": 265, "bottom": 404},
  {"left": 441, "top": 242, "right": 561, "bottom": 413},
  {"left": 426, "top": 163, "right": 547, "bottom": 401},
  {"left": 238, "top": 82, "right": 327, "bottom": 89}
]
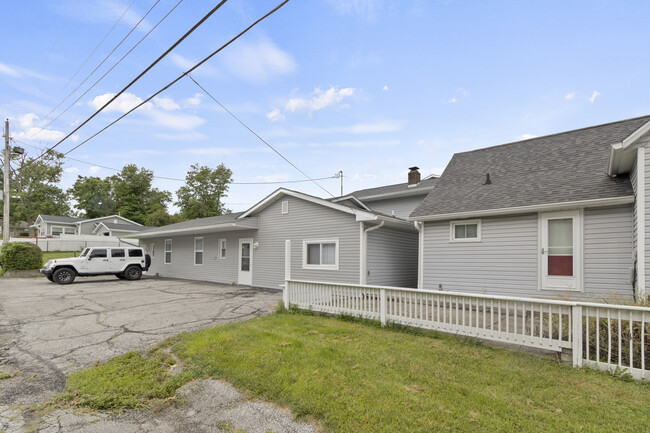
[
  {"left": 409, "top": 196, "right": 635, "bottom": 222},
  {"left": 358, "top": 186, "right": 435, "bottom": 201},
  {"left": 129, "top": 218, "right": 259, "bottom": 239}
]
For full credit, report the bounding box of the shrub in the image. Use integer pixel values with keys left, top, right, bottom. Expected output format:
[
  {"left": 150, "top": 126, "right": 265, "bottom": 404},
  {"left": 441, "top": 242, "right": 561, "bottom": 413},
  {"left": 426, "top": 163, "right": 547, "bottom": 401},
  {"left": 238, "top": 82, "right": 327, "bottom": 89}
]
[{"left": 0, "top": 242, "right": 43, "bottom": 271}]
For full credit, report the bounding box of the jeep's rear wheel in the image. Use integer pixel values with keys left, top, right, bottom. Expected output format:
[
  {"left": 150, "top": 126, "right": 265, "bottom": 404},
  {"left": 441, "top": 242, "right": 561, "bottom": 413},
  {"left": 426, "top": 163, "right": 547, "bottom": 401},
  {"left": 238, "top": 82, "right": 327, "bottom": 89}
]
[
  {"left": 53, "top": 268, "right": 76, "bottom": 285},
  {"left": 124, "top": 265, "right": 142, "bottom": 281}
]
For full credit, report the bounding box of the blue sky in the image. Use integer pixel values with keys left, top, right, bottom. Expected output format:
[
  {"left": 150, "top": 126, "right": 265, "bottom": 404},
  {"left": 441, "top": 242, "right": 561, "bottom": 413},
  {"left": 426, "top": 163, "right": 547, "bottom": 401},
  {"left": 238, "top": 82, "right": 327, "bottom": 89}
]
[{"left": 2, "top": 0, "right": 650, "bottom": 213}]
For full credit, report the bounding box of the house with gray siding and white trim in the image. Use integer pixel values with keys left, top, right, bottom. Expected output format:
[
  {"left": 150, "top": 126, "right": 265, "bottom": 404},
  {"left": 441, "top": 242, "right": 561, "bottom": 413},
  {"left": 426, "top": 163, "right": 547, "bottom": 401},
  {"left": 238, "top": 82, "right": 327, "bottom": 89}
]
[
  {"left": 131, "top": 182, "right": 427, "bottom": 290},
  {"left": 410, "top": 114, "right": 650, "bottom": 303}
]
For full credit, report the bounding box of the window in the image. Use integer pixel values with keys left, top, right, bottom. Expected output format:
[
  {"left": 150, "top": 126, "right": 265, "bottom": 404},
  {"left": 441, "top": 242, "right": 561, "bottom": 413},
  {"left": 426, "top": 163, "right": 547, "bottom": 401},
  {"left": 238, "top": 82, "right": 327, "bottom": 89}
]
[
  {"left": 111, "top": 249, "right": 125, "bottom": 258},
  {"left": 64, "top": 227, "right": 76, "bottom": 235},
  {"left": 194, "top": 237, "right": 203, "bottom": 266},
  {"left": 164, "top": 240, "right": 172, "bottom": 264},
  {"left": 90, "top": 249, "right": 107, "bottom": 258},
  {"left": 218, "top": 239, "right": 227, "bottom": 259},
  {"left": 51, "top": 226, "right": 63, "bottom": 236},
  {"left": 450, "top": 220, "right": 481, "bottom": 242},
  {"left": 128, "top": 249, "right": 143, "bottom": 257},
  {"left": 540, "top": 211, "right": 582, "bottom": 291},
  {"left": 282, "top": 200, "right": 289, "bottom": 214},
  {"left": 302, "top": 239, "right": 339, "bottom": 270}
]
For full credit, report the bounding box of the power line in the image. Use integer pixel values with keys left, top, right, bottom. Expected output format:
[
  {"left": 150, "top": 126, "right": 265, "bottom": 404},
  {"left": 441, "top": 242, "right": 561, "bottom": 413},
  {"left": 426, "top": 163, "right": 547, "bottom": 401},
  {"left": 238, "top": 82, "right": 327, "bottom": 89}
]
[
  {"left": 62, "top": 0, "right": 136, "bottom": 90},
  {"left": 45, "top": 0, "right": 82, "bottom": 58},
  {"left": 31, "top": 0, "right": 162, "bottom": 138},
  {"left": 13, "top": 138, "right": 335, "bottom": 185},
  {"left": 55, "top": 0, "right": 290, "bottom": 161},
  {"left": 188, "top": 75, "right": 334, "bottom": 197},
  {"left": 31, "top": 0, "right": 230, "bottom": 155}
]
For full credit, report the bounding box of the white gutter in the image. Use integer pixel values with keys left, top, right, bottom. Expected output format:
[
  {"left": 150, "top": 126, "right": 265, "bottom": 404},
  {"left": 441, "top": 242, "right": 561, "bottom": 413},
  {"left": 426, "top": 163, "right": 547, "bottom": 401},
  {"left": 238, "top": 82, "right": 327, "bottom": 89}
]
[
  {"left": 360, "top": 221, "right": 384, "bottom": 285},
  {"left": 414, "top": 221, "right": 424, "bottom": 290}
]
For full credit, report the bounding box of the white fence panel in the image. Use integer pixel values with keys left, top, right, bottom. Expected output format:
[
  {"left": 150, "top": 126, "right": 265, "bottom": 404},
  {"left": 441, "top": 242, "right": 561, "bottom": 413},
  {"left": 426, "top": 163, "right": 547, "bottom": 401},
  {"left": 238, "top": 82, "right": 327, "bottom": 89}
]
[
  {"left": 285, "top": 280, "right": 650, "bottom": 381},
  {"left": 0, "top": 235, "right": 138, "bottom": 251}
]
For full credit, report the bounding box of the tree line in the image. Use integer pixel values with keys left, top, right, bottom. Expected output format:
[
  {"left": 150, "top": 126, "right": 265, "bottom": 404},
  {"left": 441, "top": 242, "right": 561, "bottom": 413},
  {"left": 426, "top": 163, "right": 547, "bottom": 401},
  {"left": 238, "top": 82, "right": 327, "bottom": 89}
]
[{"left": 0, "top": 150, "right": 233, "bottom": 229}]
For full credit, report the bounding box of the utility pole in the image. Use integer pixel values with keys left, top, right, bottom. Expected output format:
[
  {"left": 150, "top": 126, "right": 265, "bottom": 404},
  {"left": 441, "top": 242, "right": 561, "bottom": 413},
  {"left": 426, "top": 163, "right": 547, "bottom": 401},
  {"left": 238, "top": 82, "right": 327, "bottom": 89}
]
[
  {"left": 336, "top": 170, "right": 343, "bottom": 196},
  {"left": 2, "top": 119, "right": 9, "bottom": 242}
]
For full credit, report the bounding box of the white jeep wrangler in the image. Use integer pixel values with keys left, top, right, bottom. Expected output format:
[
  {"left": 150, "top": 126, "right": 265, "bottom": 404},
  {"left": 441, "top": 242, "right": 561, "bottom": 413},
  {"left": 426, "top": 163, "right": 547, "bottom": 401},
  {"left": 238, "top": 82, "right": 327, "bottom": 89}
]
[{"left": 40, "top": 247, "right": 151, "bottom": 285}]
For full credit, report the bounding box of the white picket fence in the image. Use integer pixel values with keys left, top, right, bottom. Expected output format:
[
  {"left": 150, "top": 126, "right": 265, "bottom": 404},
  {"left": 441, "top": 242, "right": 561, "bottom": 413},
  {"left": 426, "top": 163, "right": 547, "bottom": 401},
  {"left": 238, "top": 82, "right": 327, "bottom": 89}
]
[
  {"left": 284, "top": 280, "right": 650, "bottom": 381},
  {"left": 0, "top": 235, "right": 138, "bottom": 251}
]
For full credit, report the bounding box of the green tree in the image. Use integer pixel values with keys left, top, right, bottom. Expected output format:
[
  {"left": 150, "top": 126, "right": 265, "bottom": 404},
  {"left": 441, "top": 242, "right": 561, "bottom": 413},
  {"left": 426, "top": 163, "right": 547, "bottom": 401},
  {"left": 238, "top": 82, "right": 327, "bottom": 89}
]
[
  {"left": 1, "top": 150, "right": 70, "bottom": 228},
  {"left": 175, "top": 163, "right": 232, "bottom": 220},
  {"left": 143, "top": 209, "right": 186, "bottom": 227},
  {"left": 68, "top": 176, "right": 115, "bottom": 218},
  {"left": 111, "top": 165, "right": 171, "bottom": 225}
]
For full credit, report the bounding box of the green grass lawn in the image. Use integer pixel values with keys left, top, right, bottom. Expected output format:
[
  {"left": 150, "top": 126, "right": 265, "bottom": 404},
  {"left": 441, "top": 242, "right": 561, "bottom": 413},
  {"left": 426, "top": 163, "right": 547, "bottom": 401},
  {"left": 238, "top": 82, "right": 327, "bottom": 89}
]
[{"left": 59, "top": 310, "right": 650, "bottom": 432}]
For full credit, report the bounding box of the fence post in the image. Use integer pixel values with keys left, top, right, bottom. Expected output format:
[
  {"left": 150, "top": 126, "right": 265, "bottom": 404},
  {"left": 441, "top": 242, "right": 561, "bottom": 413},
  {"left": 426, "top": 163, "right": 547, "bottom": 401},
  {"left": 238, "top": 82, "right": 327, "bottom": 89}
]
[
  {"left": 571, "top": 305, "right": 583, "bottom": 368},
  {"left": 380, "top": 288, "right": 386, "bottom": 327},
  {"left": 283, "top": 240, "right": 291, "bottom": 309}
]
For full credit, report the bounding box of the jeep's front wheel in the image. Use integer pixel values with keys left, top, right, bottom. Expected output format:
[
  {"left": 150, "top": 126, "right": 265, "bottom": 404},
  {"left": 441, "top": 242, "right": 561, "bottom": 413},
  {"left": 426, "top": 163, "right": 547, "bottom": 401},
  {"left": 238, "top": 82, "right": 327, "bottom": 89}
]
[
  {"left": 53, "top": 268, "right": 76, "bottom": 285},
  {"left": 116, "top": 274, "right": 126, "bottom": 279},
  {"left": 124, "top": 265, "right": 142, "bottom": 281},
  {"left": 46, "top": 275, "right": 54, "bottom": 282}
]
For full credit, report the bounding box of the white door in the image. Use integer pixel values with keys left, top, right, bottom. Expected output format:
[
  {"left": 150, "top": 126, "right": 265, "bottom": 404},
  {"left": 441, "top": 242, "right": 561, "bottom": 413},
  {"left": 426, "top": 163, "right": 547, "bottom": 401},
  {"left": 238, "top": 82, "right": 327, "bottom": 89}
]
[
  {"left": 238, "top": 238, "right": 253, "bottom": 285},
  {"left": 87, "top": 248, "right": 110, "bottom": 273},
  {"left": 540, "top": 211, "right": 581, "bottom": 290}
]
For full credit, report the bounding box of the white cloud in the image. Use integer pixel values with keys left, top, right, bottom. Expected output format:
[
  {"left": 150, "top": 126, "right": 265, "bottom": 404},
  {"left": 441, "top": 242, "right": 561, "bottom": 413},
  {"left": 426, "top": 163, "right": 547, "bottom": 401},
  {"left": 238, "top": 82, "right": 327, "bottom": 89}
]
[
  {"left": 185, "top": 93, "right": 202, "bottom": 106},
  {"left": 12, "top": 112, "right": 76, "bottom": 143},
  {"left": 154, "top": 97, "right": 180, "bottom": 111},
  {"left": 0, "top": 63, "right": 21, "bottom": 77},
  {"left": 457, "top": 87, "right": 470, "bottom": 98},
  {"left": 222, "top": 38, "right": 295, "bottom": 82},
  {"left": 515, "top": 133, "right": 537, "bottom": 141},
  {"left": 266, "top": 108, "right": 285, "bottom": 122},
  {"left": 417, "top": 139, "right": 442, "bottom": 148},
  {"left": 589, "top": 90, "right": 600, "bottom": 103},
  {"left": 382, "top": 85, "right": 389, "bottom": 91},
  {"left": 170, "top": 53, "right": 194, "bottom": 70},
  {"left": 89, "top": 92, "right": 152, "bottom": 113},
  {"left": 185, "top": 147, "right": 253, "bottom": 156},
  {"left": 301, "top": 120, "right": 403, "bottom": 135},
  {"left": 146, "top": 110, "right": 205, "bottom": 131},
  {"left": 308, "top": 139, "right": 399, "bottom": 148},
  {"left": 327, "top": 0, "right": 382, "bottom": 18},
  {"left": 285, "top": 86, "right": 355, "bottom": 114},
  {"left": 153, "top": 131, "right": 208, "bottom": 142},
  {"left": 17, "top": 113, "right": 39, "bottom": 129},
  {"left": 169, "top": 54, "right": 220, "bottom": 77},
  {"left": 447, "top": 97, "right": 457, "bottom": 104},
  {"left": 88, "top": 166, "right": 101, "bottom": 174},
  {"left": 565, "top": 92, "right": 575, "bottom": 100},
  {"left": 64, "top": 167, "right": 79, "bottom": 174}
]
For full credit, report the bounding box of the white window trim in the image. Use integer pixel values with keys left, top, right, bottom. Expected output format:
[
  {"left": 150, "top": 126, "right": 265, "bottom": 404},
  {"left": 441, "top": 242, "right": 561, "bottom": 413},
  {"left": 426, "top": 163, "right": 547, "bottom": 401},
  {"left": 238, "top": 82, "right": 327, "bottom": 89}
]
[
  {"left": 449, "top": 219, "right": 482, "bottom": 243},
  {"left": 218, "top": 239, "right": 227, "bottom": 259},
  {"left": 538, "top": 209, "right": 583, "bottom": 292},
  {"left": 194, "top": 237, "right": 204, "bottom": 266},
  {"left": 164, "top": 239, "right": 172, "bottom": 264},
  {"left": 281, "top": 200, "right": 289, "bottom": 214},
  {"left": 302, "top": 238, "right": 339, "bottom": 270}
]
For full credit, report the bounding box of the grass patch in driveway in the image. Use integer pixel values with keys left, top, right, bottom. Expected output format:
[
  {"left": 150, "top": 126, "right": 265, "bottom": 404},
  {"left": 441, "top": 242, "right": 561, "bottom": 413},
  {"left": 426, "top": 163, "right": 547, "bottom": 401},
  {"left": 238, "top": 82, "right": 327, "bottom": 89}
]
[{"left": 59, "top": 310, "right": 650, "bottom": 432}]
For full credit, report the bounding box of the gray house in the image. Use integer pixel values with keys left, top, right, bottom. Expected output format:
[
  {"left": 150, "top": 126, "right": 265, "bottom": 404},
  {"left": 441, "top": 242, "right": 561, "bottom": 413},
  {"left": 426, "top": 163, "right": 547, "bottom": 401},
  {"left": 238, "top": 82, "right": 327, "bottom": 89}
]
[
  {"left": 33, "top": 214, "right": 142, "bottom": 237},
  {"left": 133, "top": 180, "right": 427, "bottom": 290},
  {"left": 410, "top": 114, "right": 650, "bottom": 303}
]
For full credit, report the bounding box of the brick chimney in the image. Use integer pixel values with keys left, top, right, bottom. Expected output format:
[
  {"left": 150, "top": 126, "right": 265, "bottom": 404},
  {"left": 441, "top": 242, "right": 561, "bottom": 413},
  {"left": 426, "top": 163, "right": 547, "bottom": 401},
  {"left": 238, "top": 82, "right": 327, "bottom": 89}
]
[{"left": 408, "top": 166, "right": 421, "bottom": 186}]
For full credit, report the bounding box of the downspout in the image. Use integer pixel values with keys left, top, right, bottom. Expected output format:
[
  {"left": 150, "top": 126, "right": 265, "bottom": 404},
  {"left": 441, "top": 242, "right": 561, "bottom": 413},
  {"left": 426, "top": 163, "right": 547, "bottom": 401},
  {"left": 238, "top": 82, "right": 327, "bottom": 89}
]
[
  {"left": 361, "top": 221, "right": 384, "bottom": 285},
  {"left": 414, "top": 221, "right": 424, "bottom": 290}
]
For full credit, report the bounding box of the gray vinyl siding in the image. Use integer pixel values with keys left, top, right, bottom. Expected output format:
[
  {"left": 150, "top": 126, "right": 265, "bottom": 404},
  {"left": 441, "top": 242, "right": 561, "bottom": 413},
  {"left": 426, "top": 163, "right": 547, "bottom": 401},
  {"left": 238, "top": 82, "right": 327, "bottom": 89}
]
[
  {"left": 630, "top": 158, "right": 638, "bottom": 255},
  {"left": 645, "top": 145, "right": 650, "bottom": 290},
  {"left": 421, "top": 207, "right": 635, "bottom": 301},
  {"left": 364, "top": 195, "right": 427, "bottom": 219},
  {"left": 422, "top": 214, "right": 539, "bottom": 296},
  {"left": 367, "top": 227, "right": 418, "bottom": 287},
  {"left": 146, "top": 230, "right": 255, "bottom": 285},
  {"left": 252, "top": 196, "right": 361, "bottom": 289},
  {"left": 583, "top": 206, "right": 634, "bottom": 301}
]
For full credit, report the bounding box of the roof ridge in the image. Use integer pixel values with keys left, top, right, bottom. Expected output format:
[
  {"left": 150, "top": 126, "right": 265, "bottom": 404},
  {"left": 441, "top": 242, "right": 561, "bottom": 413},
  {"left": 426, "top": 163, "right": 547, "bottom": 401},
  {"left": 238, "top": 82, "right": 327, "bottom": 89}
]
[{"left": 454, "top": 114, "right": 650, "bottom": 157}]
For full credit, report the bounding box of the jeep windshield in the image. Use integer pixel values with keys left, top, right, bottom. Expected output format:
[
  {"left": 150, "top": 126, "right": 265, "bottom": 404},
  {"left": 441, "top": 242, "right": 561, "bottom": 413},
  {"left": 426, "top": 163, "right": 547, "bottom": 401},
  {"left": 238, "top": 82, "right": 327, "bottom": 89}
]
[{"left": 79, "top": 248, "right": 90, "bottom": 258}]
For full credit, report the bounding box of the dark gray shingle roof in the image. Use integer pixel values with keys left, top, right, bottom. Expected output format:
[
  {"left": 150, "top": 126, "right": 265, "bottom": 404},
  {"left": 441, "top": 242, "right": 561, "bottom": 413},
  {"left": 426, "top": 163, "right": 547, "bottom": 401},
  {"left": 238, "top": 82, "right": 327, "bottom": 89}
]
[
  {"left": 135, "top": 212, "right": 243, "bottom": 235},
  {"left": 344, "top": 177, "right": 438, "bottom": 200},
  {"left": 39, "top": 215, "right": 83, "bottom": 224},
  {"left": 100, "top": 223, "right": 150, "bottom": 232},
  {"left": 411, "top": 115, "right": 650, "bottom": 218}
]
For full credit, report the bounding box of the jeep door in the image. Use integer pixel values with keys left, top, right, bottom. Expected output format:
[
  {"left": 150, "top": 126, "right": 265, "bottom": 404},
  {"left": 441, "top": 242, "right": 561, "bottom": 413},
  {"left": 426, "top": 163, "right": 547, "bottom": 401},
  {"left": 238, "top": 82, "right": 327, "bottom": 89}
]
[
  {"left": 110, "top": 248, "right": 127, "bottom": 273},
  {"left": 87, "top": 248, "right": 109, "bottom": 273}
]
